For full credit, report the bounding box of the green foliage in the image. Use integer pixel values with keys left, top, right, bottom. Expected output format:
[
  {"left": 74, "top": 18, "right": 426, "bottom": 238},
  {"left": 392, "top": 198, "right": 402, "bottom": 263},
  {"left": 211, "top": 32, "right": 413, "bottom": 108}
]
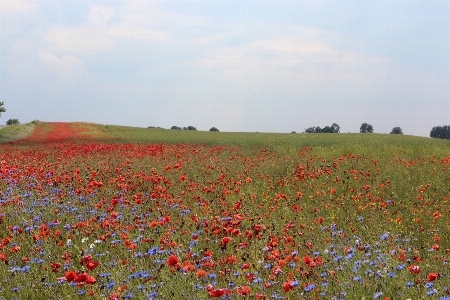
[
  {"left": 304, "top": 123, "right": 340, "bottom": 133},
  {"left": 430, "top": 125, "right": 450, "bottom": 139},
  {"left": 0, "top": 101, "right": 5, "bottom": 117},
  {"left": 209, "top": 127, "right": 219, "bottom": 132},
  {"left": 6, "top": 119, "right": 20, "bottom": 125},
  {"left": 390, "top": 127, "right": 403, "bottom": 134},
  {"left": 171, "top": 126, "right": 182, "bottom": 130},
  {"left": 360, "top": 123, "right": 374, "bottom": 133}
]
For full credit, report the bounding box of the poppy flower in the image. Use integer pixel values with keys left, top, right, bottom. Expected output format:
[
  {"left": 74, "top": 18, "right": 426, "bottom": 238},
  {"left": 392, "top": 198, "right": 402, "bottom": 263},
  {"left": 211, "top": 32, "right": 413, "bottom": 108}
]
[
  {"left": 86, "top": 260, "right": 99, "bottom": 270},
  {"left": 74, "top": 272, "right": 89, "bottom": 283},
  {"left": 64, "top": 270, "right": 77, "bottom": 282},
  {"left": 236, "top": 286, "right": 251, "bottom": 296},
  {"left": 86, "top": 275, "right": 97, "bottom": 284},
  {"left": 167, "top": 255, "right": 179, "bottom": 267},
  {"left": 428, "top": 272, "right": 438, "bottom": 282},
  {"left": 208, "top": 288, "right": 231, "bottom": 297},
  {"left": 407, "top": 265, "right": 421, "bottom": 274}
]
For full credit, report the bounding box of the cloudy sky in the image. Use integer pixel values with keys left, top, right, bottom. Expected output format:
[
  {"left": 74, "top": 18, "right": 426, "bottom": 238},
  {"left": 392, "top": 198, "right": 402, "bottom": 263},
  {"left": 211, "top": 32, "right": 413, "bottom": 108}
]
[{"left": 1, "top": 0, "right": 449, "bottom": 136}]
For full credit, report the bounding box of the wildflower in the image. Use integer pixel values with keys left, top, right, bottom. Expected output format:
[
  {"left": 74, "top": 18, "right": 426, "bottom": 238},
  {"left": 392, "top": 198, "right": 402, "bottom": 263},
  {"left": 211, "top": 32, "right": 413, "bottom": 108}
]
[
  {"left": 167, "top": 255, "right": 179, "bottom": 267},
  {"left": 428, "top": 273, "right": 438, "bottom": 282}
]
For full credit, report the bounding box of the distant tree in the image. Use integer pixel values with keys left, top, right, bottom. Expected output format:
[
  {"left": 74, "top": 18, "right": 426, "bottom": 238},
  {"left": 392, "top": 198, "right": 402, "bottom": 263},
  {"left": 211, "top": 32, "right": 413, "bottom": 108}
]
[
  {"left": 6, "top": 119, "right": 19, "bottom": 125},
  {"left": 0, "top": 102, "right": 5, "bottom": 118},
  {"left": 304, "top": 127, "right": 315, "bottom": 133},
  {"left": 304, "top": 124, "right": 340, "bottom": 133},
  {"left": 183, "top": 127, "right": 188, "bottom": 130},
  {"left": 331, "top": 123, "right": 340, "bottom": 133},
  {"left": 360, "top": 123, "right": 374, "bottom": 133},
  {"left": 187, "top": 126, "right": 197, "bottom": 131},
  {"left": 291, "top": 131, "right": 296, "bottom": 134},
  {"left": 390, "top": 127, "right": 403, "bottom": 134},
  {"left": 430, "top": 125, "right": 450, "bottom": 139},
  {"left": 171, "top": 126, "right": 182, "bottom": 130},
  {"left": 209, "top": 127, "right": 219, "bottom": 132}
]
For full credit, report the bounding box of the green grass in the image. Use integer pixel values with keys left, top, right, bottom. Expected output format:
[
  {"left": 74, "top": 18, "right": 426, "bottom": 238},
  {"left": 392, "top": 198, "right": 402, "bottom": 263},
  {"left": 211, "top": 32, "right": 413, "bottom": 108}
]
[
  {"left": 79, "top": 123, "right": 450, "bottom": 153},
  {"left": 0, "top": 120, "right": 38, "bottom": 143}
]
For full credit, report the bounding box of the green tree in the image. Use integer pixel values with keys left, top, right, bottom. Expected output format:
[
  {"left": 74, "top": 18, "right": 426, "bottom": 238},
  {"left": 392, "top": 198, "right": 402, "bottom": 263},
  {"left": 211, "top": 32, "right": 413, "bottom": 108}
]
[
  {"left": 209, "top": 127, "right": 219, "bottom": 132},
  {"left": 430, "top": 125, "right": 450, "bottom": 139},
  {"left": 6, "top": 119, "right": 20, "bottom": 125},
  {"left": 331, "top": 123, "right": 340, "bottom": 133},
  {"left": 171, "top": 126, "right": 182, "bottom": 130},
  {"left": 0, "top": 102, "right": 5, "bottom": 118},
  {"left": 390, "top": 127, "right": 403, "bottom": 134},
  {"left": 360, "top": 123, "right": 374, "bottom": 133}
]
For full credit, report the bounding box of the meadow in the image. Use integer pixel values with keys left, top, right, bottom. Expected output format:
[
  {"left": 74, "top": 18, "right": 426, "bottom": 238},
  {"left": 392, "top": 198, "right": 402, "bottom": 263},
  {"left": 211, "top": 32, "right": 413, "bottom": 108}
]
[{"left": 0, "top": 121, "right": 450, "bottom": 299}]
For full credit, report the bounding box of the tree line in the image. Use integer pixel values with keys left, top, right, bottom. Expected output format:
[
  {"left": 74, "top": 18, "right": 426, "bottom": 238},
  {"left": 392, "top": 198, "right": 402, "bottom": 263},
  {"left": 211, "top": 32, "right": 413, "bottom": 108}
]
[{"left": 430, "top": 125, "right": 450, "bottom": 140}]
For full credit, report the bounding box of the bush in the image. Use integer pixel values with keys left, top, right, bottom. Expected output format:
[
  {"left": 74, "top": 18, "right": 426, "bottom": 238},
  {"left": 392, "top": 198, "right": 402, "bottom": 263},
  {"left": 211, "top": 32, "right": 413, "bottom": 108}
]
[
  {"left": 171, "top": 126, "right": 182, "bottom": 130},
  {"left": 209, "top": 127, "right": 219, "bottom": 132},
  {"left": 6, "top": 119, "right": 20, "bottom": 125},
  {"left": 390, "top": 127, "right": 403, "bottom": 134}
]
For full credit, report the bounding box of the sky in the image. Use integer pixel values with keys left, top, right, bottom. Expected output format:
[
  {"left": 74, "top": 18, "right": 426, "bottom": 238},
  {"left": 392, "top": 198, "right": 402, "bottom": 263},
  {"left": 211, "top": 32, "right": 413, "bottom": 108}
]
[{"left": 1, "top": 0, "right": 449, "bottom": 136}]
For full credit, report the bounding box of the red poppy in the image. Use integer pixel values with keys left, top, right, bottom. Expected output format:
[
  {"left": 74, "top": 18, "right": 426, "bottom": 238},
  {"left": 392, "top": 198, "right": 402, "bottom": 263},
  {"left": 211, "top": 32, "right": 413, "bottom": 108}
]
[
  {"left": 407, "top": 265, "right": 421, "bottom": 274},
  {"left": 86, "top": 275, "right": 97, "bottom": 284},
  {"left": 167, "top": 255, "right": 179, "bottom": 267},
  {"left": 428, "top": 272, "right": 438, "bottom": 282},
  {"left": 74, "top": 272, "right": 89, "bottom": 283},
  {"left": 86, "top": 260, "right": 99, "bottom": 270},
  {"left": 236, "top": 286, "right": 251, "bottom": 296},
  {"left": 209, "top": 289, "right": 231, "bottom": 297},
  {"left": 64, "top": 270, "right": 77, "bottom": 282}
]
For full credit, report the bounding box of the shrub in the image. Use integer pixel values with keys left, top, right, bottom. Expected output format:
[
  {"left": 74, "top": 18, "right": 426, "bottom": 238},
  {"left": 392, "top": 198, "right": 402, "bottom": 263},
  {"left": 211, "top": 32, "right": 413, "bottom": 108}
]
[{"left": 6, "top": 119, "right": 20, "bottom": 125}]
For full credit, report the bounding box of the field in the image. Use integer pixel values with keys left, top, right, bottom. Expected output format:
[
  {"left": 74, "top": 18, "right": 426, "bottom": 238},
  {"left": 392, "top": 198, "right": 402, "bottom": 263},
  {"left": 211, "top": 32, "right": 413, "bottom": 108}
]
[{"left": 1, "top": 122, "right": 450, "bottom": 299}]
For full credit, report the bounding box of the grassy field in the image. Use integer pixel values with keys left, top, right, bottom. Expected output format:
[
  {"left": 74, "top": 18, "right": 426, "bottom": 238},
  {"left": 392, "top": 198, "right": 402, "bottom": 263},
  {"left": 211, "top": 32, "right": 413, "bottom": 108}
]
[{"left": 0, "top": 122, "right": 450, "bottom": 299}]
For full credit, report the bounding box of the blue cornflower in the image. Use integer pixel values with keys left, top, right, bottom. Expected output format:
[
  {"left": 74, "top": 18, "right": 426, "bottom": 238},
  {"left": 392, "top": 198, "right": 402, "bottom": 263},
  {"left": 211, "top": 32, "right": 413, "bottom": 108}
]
[
  {"left": 304, "top": 283, "right": 315, "bottom": 291},
  {"left": 373, "top": 292, "right": 383, "bottom": 299}
]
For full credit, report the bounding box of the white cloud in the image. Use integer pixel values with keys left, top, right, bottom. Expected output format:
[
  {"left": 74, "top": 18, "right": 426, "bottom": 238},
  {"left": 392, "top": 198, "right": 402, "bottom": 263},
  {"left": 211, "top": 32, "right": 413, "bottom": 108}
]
[
  {"left": 0, "top": 0, "right": 35, "bottom": 11},
  {"left": 39, "top": 52, "right": 87, "bottom": 81},
  {"left": 44, "top": 4, "right": 170, "bottom": 56}
]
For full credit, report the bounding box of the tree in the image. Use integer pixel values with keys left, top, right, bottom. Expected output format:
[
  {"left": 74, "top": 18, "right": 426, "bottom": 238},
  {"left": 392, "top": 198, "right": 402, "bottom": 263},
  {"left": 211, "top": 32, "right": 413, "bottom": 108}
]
[
  {"left": 209, "top": 127, "right": 219, "bottom": 132},
  {"left": 360, "top": 123, "right": 374, "bottom": 133},
  {"left": 6, "top": 119, "right": 20, "bottom": 125},
  {"left": 187, "top": 126, "right": 197, "bottom": 131},
  {"left": 390, "top": 127, "right": 403, "bottom": 134},
  {"left": 304, "top": 123, "right": 340, "bottom": 133},
  {"left": 0, "top": 102, "right": 5, "bottom": 118},
  {"left": 171, "top": 126, "right": 182, "bottom": 130},
  {"left": 331, "top": 123, "right": 340, "bottom": 133},
  {"left": 430, "top": 125, "right": 450, "bottom": 139}
]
